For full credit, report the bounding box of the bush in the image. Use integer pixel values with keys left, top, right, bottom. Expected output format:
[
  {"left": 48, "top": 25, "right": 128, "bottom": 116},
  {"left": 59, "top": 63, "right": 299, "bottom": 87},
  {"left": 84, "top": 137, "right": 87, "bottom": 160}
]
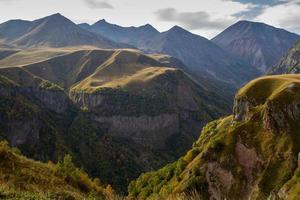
[
  {"left": 295, "top": 169, "right": 300, "bottom": 178},
  {"left": 212, "top": 140, "right": 225, "bottom": 153},
  {"left": 55, "top": 154, "right": 76, "bottom": 178},
  {"left": 183, "top": 177, "right": 208, "bottom": 193},
  {"left": 175, "top": 159, "right": 188, "bottom": 180},
  {"left": 184, "top": 148, "right": 200, "bottom": 163}
]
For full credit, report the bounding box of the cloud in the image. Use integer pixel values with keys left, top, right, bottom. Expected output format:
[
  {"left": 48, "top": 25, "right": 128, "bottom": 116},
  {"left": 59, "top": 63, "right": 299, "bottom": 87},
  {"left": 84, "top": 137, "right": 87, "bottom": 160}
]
[
  {"left": 82, "top": 0, "right": 113, "bottom": 9},
  {"left": 0, "top": 0, "right": 20, "bottom": 3},
  {"left": 254, "top": 0, "right": 300, "bottom": 32},
  {"left": 154, "top": 8, "right": 234, "bottom": 30},
  {"left": 233, "top": 4, "right": 266, "bottom": 19},
  {"left": 223, "top": 0, "right": 285, "bottom": 6}
]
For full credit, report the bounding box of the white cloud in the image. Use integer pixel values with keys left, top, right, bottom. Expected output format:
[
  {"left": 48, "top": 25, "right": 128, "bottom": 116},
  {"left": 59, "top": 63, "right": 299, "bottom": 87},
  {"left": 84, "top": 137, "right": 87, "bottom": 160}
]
[
  {"left": 0, "top": 0, "right": 299, "bottom": 38},
  {"left": 255, "top": 0, "right": 300, "bottom": 32},
  {"left": 154, "top": 8, "right": 235, "bottom": 30},
  {"left": 82, "top": 0, "right": 113, "bottom": 9}
]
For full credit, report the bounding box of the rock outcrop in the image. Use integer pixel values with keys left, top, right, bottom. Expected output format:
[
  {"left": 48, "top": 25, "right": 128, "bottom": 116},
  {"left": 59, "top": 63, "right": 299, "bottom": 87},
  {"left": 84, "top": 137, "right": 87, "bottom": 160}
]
[
  {"left": 0, "top": 48, "right": 231, "bottom": 193},
  {"left": 129, "top": 74, "right": 300, "bottom": 200},
  {"left": 271, "top": 41, "right": 300, "bottom": 74}
]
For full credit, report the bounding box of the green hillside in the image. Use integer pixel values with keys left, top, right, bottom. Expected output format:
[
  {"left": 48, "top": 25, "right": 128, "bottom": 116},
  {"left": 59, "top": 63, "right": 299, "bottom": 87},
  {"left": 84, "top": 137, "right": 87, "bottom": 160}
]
[
  {"left": 0, "top": 140, "right": 115, "bottom": 200},
  {"left": 129, "top": 74, "right": 300, "bottom": 200},
  {"left": 0, "top": 48, "right": 230, "bottom": 193}
]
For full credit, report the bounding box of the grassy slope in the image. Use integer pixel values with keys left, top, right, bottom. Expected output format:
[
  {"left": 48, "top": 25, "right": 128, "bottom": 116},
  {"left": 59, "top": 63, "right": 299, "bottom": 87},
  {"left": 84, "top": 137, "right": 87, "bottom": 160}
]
[
  {"left": 0, "top": 47, "right": 93, "bottom": 67},
  {"left": 0, "top": 140, "right": 113, "bottom": 200},
  {"left": 129, "top": 74, "right": 300, "bottom": 200},
  {"left": 0, "top": 47, "right": 231, "bottom": 194},
  {"left": 71, "top": 50, "right": 179, "bottom": 92}
]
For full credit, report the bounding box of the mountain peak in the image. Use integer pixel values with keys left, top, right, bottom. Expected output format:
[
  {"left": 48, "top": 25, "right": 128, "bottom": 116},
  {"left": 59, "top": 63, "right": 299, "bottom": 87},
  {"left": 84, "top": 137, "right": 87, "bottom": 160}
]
[
  {"left": 139, "top": 23, "right": 159, "bottom": 33},
  {"left": 212, "top": 19, "right": 300, "bottom": 72},
  {"left": 50, "top": 13, "right": 63, "bottom": 17},
  {"left": 167, "top": 25, "right": 189, "bottom": 34},
  {"left": 94, "top": 19, "right": 108, "bottom": 25},
  {"left": 40, "top": 13, "right": 71, "bottom": 24},
  {"left": 169, "top": 25, "right": 185, "bottom": 31},
  {"left": 234, "top": 20, "right": 270, "bottom": 28},
  {"left": 47, "top": 13, "right": 66, "bottom": 20}
]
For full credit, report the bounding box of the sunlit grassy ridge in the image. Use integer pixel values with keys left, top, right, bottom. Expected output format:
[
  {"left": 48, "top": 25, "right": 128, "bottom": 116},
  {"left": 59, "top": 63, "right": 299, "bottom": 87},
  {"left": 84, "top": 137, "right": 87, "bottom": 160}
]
[
  {"left": 129, "top": 74, "right": 300, "bottom": 200},
  {"left": 237, "top": 74, "right": 300, "bottom": 103},
  {"left": 0, "top": 47, "right": 231, "bottom": 194},
  {"left": 0, "top": 48, "right": 180, "bottom": 91},
  {"left": 70, "top": 50, "right": 179, "bottom": 93}
]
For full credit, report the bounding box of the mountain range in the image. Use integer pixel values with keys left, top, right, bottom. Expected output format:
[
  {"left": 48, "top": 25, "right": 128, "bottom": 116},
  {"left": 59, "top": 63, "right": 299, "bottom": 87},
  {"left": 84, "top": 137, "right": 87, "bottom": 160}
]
[
  {"left": 1, "top": 13, "right": 300, "bottom": 199},
  {"left": 79, "top": 19, "right": 159, "bottom": 49},
  {"left": 212, "top": 20, "right": 300, "bottom": 73},
  {"left": 0, "top": 13, "right": 126, "bottom": 49},
  {"left": 80, "top": 20, "right": 259, "bottom": 87}
]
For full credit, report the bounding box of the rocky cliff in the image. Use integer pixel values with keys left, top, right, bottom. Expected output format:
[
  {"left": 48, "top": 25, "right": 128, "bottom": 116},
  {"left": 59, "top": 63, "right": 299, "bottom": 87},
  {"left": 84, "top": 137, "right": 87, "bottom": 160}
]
[
  {"left": 271, "top": 41, "right": 300, "bottom": 74},
  {"left": 129, "top": 74, "right": 300, "bottom": 200},
  {"left": 0, "top": 48, "right": 231, "bottom": 193}
]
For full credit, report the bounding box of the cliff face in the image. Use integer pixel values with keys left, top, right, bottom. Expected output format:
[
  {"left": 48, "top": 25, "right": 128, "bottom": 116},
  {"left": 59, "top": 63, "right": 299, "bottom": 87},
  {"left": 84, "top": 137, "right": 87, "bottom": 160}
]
[
  {"left": 129, "top": 74, "right": 300, "bottom": 200},
  {"left": 271, "top": 42, "right": 300, "bottom": 74},
  {"left": 0, "top": 74, "right": 73, "bottom": 161},
  {"left": 0, "top": 49, "right": 231, "bottom": 193}
]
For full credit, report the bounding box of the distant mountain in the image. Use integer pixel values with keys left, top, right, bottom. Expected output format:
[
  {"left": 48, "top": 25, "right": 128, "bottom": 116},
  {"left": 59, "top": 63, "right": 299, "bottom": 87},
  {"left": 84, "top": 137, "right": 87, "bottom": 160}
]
[
  {"left": 81, "top": 21, "right": 258, "bottom": 87},
  {"left": 212, "top": 20, "right": 300, "bottom": 72},
  {"left": 0, "top": 47, "right": 231, "bottom": 193},
  {"left": 144, "top": 26, "right": 259, "bottom": 87},
  {"left": 79, "top": 19, "right": 159, "bottom": 49},
  {"left": 130, "top": 74, "right": 300, "bottom": 200},
  {"left": 271, "top": 41, "right": 300, "bottom": 74},
  {"left": 0, "top": 13, "right": 126, "bottom": 48}
]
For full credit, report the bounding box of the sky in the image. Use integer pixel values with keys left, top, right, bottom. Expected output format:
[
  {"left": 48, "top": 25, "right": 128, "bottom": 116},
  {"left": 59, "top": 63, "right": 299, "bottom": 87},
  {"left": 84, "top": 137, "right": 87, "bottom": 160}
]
[{"left": 0, "top": 0, "right": 299, "bottom": 38}]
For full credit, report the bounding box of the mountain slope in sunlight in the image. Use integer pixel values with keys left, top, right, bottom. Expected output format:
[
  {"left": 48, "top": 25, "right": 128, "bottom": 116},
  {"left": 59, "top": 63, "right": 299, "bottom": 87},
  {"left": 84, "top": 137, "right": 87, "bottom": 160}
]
[{"left": 129, "top": 74, "right": 300, "bottom": 200}]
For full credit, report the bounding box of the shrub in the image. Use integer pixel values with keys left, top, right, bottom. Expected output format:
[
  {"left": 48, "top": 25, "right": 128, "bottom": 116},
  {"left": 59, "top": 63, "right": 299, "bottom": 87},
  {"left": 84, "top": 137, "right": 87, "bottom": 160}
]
[
  {"left": 184, "top": 148, "right": 200, "bottom": 163},
  {"left": 295, "top": 169, "right": 300, "bottom": 178},
  {"left": 55, "top": 154, "right": 76, "bottom": 178},
  {"left": 175, "top": 159, "right": 188, "bottom": 180},
  {"left": 183, "top": 177, "right": 208, "bottom": 193},
  {"left": 212, "top": 140, "right": 225, "bottom": 153}
]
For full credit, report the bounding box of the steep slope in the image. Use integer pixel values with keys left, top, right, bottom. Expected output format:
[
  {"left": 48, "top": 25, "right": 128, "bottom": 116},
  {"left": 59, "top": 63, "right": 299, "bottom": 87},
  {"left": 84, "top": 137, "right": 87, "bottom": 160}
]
[
  {"left": 0, "top": 48, "right": 231, "bottom": 193},
  {"left": 0, "top": 14, "right": 125, "bottom": 48},
  {"left": 144, "top": 26, "right": 259, "bottom": 87},
  {"left": 212, "top": 20, "right": 300, "bottom": 72},
  {"left": 271, "top": 41, "right": 300, "bottom": 74},
  {"left": 0, "top": 140, "right": 113, "bottom": 200},
  {"left": 0, "top": 47, "right": 73, "bottom": 66},
  {"left": 79, "top": 19, "right": 159, "bottom": 49},
  {"left": 129, "top": 74, "right": 300, "bottom": 200}
]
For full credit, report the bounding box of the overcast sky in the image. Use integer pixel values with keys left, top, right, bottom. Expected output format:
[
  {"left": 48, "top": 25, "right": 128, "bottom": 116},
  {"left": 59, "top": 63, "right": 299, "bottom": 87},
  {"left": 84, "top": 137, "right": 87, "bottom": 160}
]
[{"left": 0, "top": 0, "right": 299, "bottom": 38}]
